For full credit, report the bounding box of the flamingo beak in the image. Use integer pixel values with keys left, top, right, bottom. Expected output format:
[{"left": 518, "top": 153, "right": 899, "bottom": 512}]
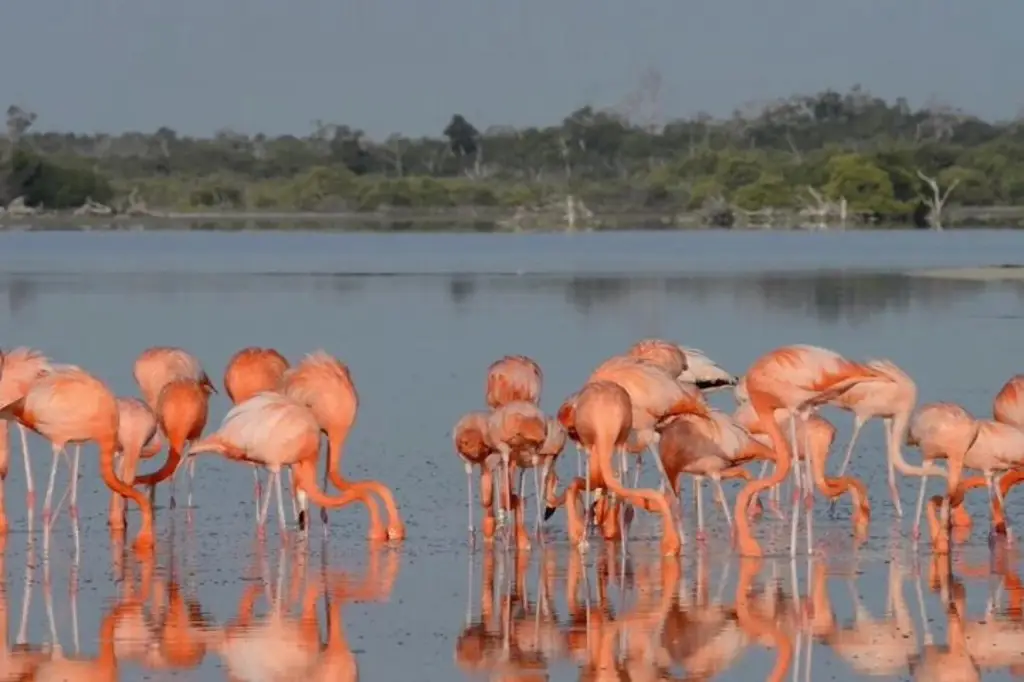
[{"left": 543, "top": 506, "right": 557, "bottom": 521}]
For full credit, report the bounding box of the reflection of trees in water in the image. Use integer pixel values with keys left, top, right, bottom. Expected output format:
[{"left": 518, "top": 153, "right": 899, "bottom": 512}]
[
  {"left": 0, "top": 276, "right": 39, "bottom": 317},
  {"left": 445, "top": 272, "right": 1006, "bottom": 323},
  {"left": 448, "top": 276, "right": 476, "bottom": 307},
  {"left": 0, "top": 274, "right": 366, "bottom": 316}
]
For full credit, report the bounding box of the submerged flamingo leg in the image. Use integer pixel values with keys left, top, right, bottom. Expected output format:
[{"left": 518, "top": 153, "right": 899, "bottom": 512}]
[{"left": 19, "top": 425, "right": 36, "bottom": 534}]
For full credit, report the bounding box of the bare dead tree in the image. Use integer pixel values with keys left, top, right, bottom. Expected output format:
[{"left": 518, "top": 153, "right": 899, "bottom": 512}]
[
  {"left": 374, "top": 134, "right": 407, "bottom": 176},
  {"left": 916, "top": 169, "right": 960, "bottom": 230},
  {"left": 799, "top": 187, "right": 846, "bottom": 230}
]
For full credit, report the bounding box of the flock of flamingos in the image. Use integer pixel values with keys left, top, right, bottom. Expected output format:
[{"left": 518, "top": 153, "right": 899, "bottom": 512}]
[
  {"left": 0, "top": 337, "right": 1021, "bottom": 560},
  {"left": 4, "top": 339, "right": 1024, "bottom": 680}
]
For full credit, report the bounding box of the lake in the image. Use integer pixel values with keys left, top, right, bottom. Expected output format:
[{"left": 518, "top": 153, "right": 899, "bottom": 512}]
[{"left": 0, "top": 228, "right": 1023, "bottom": 680}]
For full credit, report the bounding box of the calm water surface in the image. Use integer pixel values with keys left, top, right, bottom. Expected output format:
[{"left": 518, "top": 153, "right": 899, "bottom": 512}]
[{"left": 0, "top": 230, "right": 1023, "bottom": 680}]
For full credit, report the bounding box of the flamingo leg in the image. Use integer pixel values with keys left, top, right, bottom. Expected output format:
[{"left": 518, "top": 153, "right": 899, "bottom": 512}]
[
  {"left": 882, "top": 417, "right": 904, "bottom": 518},
  {"left": 995, "top": 474, "right": 1013, "bottom": 541},
  {"left": 833, "top": 415, "right": 865, "bottom": 480},
  {"left": 274, "top": 467, "right": 288, "bottom": 534},
  {"left": 42, "top": 445, "right": 62, "bottom": 555},
  {"left": 70, "top": 445, "right": 81, "bottom": 560},
  {"left": 18, "top": 424, "right": 35, "bottom": 534},
  {"left": 285, "top": 467, "right": 299, "bottom": 521},
  {"left": 788, "top": 415, "right": 802, "bottom": 558},
  {"left": 465, "top": 462, "right": 475, "bottom": 537},
  {"left": 913, "top": 473, "right": 929, "bottom": 540},
  {"left": 695, "top": 476, "right": 706, "bottom": 542},
  {"left": 532, "top": 458, "right": 544, "bottom": 536},
  {"left": 186, "top": 458, "right": 196, "bottom": 508},
  {"left": 252, "top": 468, "right": 262, "bottom": 510},
  {"left": 803, "top": 418, "right": 814, "bottom": 554},
  {"left": 713, "top": 475, "right": 733, "bottom": 529},
  {"left": 257, "top": 471, "right": 275, "bottom": 531},
  {"left": 499, "top": 447, "right": 512, "bottom": 529},
  {"left": 647, "top": 443, "right": 685, "bottom": 545},
  {"left": 617, "top": 450, "right": 629, "bottom": 543}
]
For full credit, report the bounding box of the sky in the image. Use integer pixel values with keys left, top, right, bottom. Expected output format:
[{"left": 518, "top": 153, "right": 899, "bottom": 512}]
[{"left": 0, "top": 0, "right": 1019, "bottom": 140}]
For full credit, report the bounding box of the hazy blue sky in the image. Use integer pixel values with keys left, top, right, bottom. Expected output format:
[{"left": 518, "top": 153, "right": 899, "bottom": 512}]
[{"left": 1, "top": 0, "right": 1018, "bottom": 139}]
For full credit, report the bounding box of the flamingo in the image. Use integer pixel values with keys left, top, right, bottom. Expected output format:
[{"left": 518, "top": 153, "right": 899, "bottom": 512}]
[
  {"left": 732, "top": 344, "right": 888, "bottom": 557},
  {"left": 0, "top": 347, "right": 72, "bottom": 534},
  {"left": 485, "top": 400, "right": 547, "bottom": 535},
  {"left": 134, "top": 378, "right": 210, "bottom": 510},
  {"left": 906, "top": 403, "right": 979, "bottom": 539},
  {"left": 571, "top": 380, "right": 681, "bottom": 556},
  {"left": 657, "top": 410, "right": 772, "bottom": 540},
  {"left": 14, "top": 367, "right": 154, "bottom": 553},
  {"left": 677, "top": 346, "right": 738, "bottom": 391},
  {"left": 279, "top": 350, "right": 402, "bottom": 536},
  {"left": 626, "top": 338, "right": 688, "bottom": 379},
  {"left": 485, "top": 355, "right": 543, "bottom": 409},
  {"left": 827, "top": 358, "right": 930, "bottom": 518},
  {"left": 453, "top": 411, "right": 499, "bottom": 540},
  {"left": 223, "top": 346, "right": 292, "bottom": 518},
  {"left": 186, "top": 392, "right": 404, "bottom": 540},
  {"left": 132, "top": 347, "right": 216, "bottom": 507},
  {"left": 108, "top": 398, "right": 162, "bottom": 531}
]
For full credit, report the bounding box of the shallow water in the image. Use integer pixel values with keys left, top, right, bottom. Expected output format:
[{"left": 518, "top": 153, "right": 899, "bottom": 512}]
[{"left": 0, "top": 230, "right": 1023, "bottom": 680}]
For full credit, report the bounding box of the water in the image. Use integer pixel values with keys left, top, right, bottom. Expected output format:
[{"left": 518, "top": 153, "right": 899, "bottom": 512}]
[{"left": 0, "top": 228, "right": 1023, "bottom": 680}]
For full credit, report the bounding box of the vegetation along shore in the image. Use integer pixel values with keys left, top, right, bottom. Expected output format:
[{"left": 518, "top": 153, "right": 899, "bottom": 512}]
[{"left": 3, "top": 86, "right": 1024, "bottom": 231}]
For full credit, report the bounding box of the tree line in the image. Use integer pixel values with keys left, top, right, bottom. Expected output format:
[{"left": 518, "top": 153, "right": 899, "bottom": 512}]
[{"left": 1, "top": 86, "right": 1023, "bottom": 228}]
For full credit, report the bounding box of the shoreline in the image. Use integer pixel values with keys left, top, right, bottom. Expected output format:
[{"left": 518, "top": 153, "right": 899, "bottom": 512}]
[{"left": 909, "top": 265, "right": 1024, "bottom": 280}]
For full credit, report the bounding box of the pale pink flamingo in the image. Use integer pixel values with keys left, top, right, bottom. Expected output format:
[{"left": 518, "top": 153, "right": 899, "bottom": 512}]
[
  {"left": 187, "top": 392, "right": 403, "bottom": 541},
  {"left": 485, "top": 355, "right": 543, "bottom": 409},
  {"left": 0, "top": 347, "right": 70, "bottom": 534},
  {"left": 828, "top": 359, "right": 936, "bottom": 518},
  {"left": 676, "top": 346, "right": 738, "bottom": 391},
  {"left": 280, "top": 351, "right": 402, "bottom": 535},
  {"left": 15, "top": 367, "right": 155, "bottom": 553},
  {"left": 223, "top": 346, "right": 291, "bottom": 517},
  {"left": 906, "top": 403, "right": 979, "bottom": 540},
  {"left": 626, "top": 339, "right": 688, "bottom": 379}
]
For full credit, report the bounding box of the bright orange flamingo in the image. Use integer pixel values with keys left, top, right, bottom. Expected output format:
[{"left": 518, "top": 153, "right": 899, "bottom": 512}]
[
  {"left": 732, "top": 344, "right": 887, "bottom": 557},
  {"left": 279, "top": 350, "right": 403, "bottom": 535},
  {"left": 0, "top": 347, "right": 72, "bottom": 534},
  {"left": 906, "top": 402, "right": 979, "bottom": 539},
  {"left": 108, "top": 398, "right": 163, "bottom": 531},
  {"left": 572, "top": 380, "right": 681, "bottom": 556},
  {"left": 14, "top": 368, "right": 155, "bottom": 553},
  {"left": 827, "top": 359, "right": 928, "bottom": 518},
  {"left": 223, "top": 347, "right": 294, "bottom": 519},
  {"left": 134, "top": 378, "right": 210, "bottom": 510},
  {"left": 187, "top": 392, "right": 404, "bottom": 541},
  {"left": 453, "top": 411, "right": 500, "bottom": 540},
  {"left": 133, "top": 347, "right": 216, "bottom": 507}
]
